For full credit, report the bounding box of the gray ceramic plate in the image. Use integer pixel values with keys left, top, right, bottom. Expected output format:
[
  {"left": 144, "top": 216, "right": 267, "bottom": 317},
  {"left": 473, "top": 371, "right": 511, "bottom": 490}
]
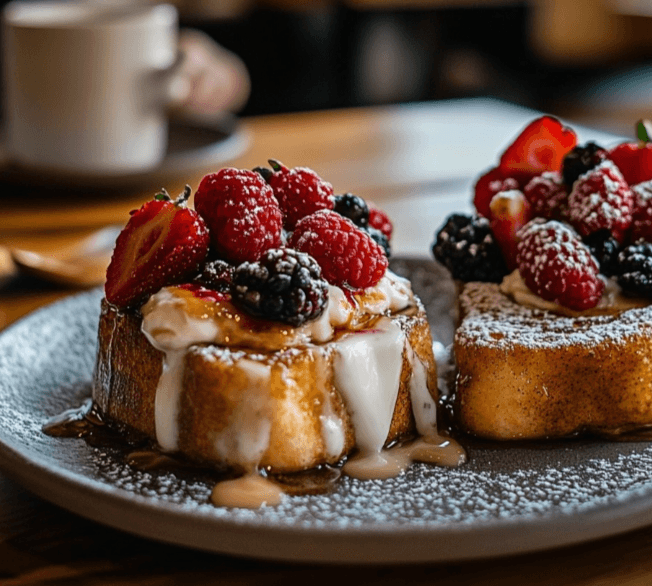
[{"left": 3, "top": 258, "right": 652, "bottom": 564}]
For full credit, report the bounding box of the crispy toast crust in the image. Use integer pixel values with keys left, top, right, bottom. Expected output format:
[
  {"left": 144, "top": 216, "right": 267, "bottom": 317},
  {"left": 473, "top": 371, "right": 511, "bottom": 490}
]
[
  {"left": 93, "top": 300, "right": 437, "bottom": 472},
  {"left": 454, "top": 282, "right": 652, "bottom": 439}
]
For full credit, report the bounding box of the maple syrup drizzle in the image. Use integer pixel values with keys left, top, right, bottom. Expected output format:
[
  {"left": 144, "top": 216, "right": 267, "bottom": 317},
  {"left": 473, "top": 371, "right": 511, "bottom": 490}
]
[{"left": 42, "top": 400, "right": 344, "bottom": 507}]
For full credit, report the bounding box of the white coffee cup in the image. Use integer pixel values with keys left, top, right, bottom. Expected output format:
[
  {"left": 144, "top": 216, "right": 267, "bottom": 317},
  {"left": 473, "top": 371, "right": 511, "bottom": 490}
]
[{"left": 2, "top": 1, "right": 189, "bottom": 174}]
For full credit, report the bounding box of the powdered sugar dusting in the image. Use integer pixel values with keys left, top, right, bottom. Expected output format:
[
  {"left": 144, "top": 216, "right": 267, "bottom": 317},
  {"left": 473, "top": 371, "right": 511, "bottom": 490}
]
[{"left": 457, "top": 281, "right": 652, "bottom": 349}]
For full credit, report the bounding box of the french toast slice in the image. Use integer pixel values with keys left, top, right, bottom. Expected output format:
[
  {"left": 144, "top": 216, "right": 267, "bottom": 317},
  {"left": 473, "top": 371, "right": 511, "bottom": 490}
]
[
  {"left": 93, "top": 296, "right": 438, "bottom": 473},
  {"left": 454, "top": 281, "right": 652, "bottom": 440}
]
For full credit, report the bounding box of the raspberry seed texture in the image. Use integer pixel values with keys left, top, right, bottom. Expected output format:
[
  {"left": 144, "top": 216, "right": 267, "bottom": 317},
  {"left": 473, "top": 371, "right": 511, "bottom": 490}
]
[
  {"left": 516, "top": 219, "right": 604, "bottom": 311},
  {"left": 289, "top": 210, "right": 388, "bottom": 290}
]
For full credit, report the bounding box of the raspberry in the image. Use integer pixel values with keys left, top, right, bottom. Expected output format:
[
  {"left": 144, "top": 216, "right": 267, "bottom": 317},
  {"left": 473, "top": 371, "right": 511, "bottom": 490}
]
[
  {"left": 617, "top": 242, "right": 652, "bottom": 298},
  {"left": 567, "top": 160, "right": 633, "bottom": 242},
  {"left": 499, "top": 116, "right": 577, "bottom": 186},
  {"left": 368, "top": 206, "right": 393, "bottom": 240},
  {"left": 631, "top": 180, "right": 652, "bottom": 242},
  {"left": 231, "top": 248, "right": 329, "bottom": 326},
  {"left": 562, "top": 142, "right": 608, "bottom": 188},
  {"left": 432, "top": 214, "right": 508, "bottom": 283},
  {"left": 489, "top": 190, "right": 532, "bottom": 271},
  {"left": 583, "top": 229, "right": 621, "bottom": 277},
  {"left": 288, "top": 210, "right": 388, "bottom": 289},
  {"left": 473, "top": 166, "right": 520, "bottom": 218},
  {"left": 267, "top": 160, "right": 334, "bottom": 229},
  {"left": 523, "top": 171, "right": 568, "bottom": 220},
  {"left": 516, "top": 220, "right": 604, "bottom": 311},
  {"left": 333, "top": 193, "right": 369, "bottom": 228},
  {"left": 194, "top": 259, "right": 234, "bottom": 292},
  {"left": 194, "top": 168, "right": 283, "bottom": 263}
]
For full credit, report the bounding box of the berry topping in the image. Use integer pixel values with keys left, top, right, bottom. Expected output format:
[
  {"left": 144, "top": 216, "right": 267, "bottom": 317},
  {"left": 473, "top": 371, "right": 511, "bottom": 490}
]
[
  {"left": 516, "top": 220, "right": 604, "bottom": 311},
  {"left": 252, "top": 165, "right": 274, "bottom": 182},
  {"left": 364, "top": 226, "right": 391, "bottom": 258},
  {"left": 567, "top": 160, "right": 633, "bottom": 241},
  {"left": 105, "top": 186, "right": 210, "bottom": 308},
  {"left": 231, "top": 248, "right": 329, "bottom": 326},
  {"left": 608, "top": 120, "right": 652, "bottom": 186},
  {"left": 333, "top": 193, "right": 369, "bottom": 228},
  {"left": 631, "top": 180, "right": 652, "bottom": 242},
  {"left": 194, "top": 168, "right": 283, "bottom": 263},
  {"left": 562, "top": 142, "right": 608, "bottom": 188},
  {"left": 178, "top": 283, "right": 230, "bottom": 303},
  {"left": 616, "top": 242, "right": 652, "bottom": 297},
  {"left": 432, "top": 214, "right": 508, "bottom": 283},
  {"left": 583, "top": 229, "right": 621, "bottom": 277},
  {"left": 523, "top": 171, "right": 568, "bottom": 220},
  {"left": 473, "top": 166, "right": 520, "bottom": 219},
  {"left": 194, "top": 259, "right": 234, "bottom": 292},
  {"left": 267, "top": 159, "right": 334, "bottom": 229},
  {"left": 489, "top": 189, "right": 532, "bottom": 271},
  {"left": 288, "top": 210, "right": 388, "bottom": 290},
  {"left": 367, "top": 205, "right": 393, "bottom": 240},
  {"left": 498, "top": 116, "right": 577, "bottom": 185}
]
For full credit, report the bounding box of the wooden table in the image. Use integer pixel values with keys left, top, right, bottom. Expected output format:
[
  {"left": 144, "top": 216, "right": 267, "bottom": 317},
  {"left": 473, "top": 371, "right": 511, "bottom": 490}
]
[{"left": 0, "top": 98, "right": 649, "bottom": 585}]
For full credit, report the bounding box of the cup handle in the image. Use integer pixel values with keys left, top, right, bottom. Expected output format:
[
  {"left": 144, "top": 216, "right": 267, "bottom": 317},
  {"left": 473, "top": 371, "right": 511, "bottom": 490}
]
[{"left": 150, "top": 50, "right": 192, "bottom": 110}]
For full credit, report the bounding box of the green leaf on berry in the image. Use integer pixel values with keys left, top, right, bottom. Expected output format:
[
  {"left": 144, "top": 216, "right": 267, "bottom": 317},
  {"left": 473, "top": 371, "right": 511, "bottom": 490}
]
[
  {"left": 636, "top": 119, "right": 652, "bottom": 143},
  {"left": 155, "top": 189, "right": 171, "bottom": 201}
]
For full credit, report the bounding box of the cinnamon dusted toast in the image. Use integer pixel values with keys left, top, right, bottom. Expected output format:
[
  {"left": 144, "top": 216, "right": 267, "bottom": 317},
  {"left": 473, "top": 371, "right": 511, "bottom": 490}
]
[
  {"left": 454, "top": 281, "right": 652, "bottom": 440},
  {"left": 93, "top": 293, "right": 438, "bottom": 473}
]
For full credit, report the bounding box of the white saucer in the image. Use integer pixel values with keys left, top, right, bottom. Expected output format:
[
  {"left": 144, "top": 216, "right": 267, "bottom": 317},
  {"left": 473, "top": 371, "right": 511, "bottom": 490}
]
[{"left": 0, "top": 115, "right": 249, "bottom": 190}]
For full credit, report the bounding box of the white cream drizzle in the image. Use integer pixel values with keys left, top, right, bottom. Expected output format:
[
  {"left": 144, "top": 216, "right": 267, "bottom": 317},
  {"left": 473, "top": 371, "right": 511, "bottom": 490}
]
[
  {"left": 141, "top": 290, "right": 219, "bottom": 452},
  {"left": 334, "top": 317, "right": 405, "bottom": 455},
  {"left": 138, "top": 269, "right": 463, "bottom": 506},
  {"left": 212, "top": 358, "right": 273, "bottom": 467},
  {"left": 407, "top": 346, "right": 438, "bottom": 437}
]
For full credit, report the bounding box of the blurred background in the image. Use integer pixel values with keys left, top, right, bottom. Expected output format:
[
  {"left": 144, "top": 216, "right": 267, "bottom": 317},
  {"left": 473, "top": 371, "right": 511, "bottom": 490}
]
[{"left": 162, "top": 0, "right": 652, "bottom": 136}]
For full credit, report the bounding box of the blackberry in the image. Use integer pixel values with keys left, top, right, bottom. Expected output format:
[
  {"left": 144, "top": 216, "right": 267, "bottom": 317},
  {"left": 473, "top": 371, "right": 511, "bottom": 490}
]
[
  {"left": 333, "top": 193, "right": 369, "bottom": 228},
  {"left": 253, "top": 165, "right": 273, "bottom": 182},
  {"left": 194, "top": 259, "right": 233, "bottom": 292},
  {"left": 432, "top": 214, "right": 508, "bottom": 283},
  {"left": 562, "top": 142, "right": 608, "bottom": 188},
  {"left": 364, "top": 226, "right": 391, "bottom": 258},
  {"left": 583, "top": 229, "right": 620, "bottom": 277},
  {"left": 231, "top": 248, "right": 328, "bottom": 326},
  {"left": 616, "top": 242, "right": 652, "bottom": 297}
]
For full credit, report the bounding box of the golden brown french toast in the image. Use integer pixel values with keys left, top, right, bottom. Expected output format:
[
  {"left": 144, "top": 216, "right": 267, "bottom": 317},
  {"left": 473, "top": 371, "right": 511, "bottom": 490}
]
[
  {"left": 454, "top": 281, "right": 652, "bottom": 440},
  {"left": 93, "top": 289, "right": 438, "bottom": 473}
]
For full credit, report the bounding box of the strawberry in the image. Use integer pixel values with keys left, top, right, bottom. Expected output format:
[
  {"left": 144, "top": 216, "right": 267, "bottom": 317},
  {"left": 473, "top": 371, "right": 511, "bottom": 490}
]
[
  {"left": 608, "top": 121, "right": 652, "bottom": 186},
  {"left": 499, "top": 116, "right": 577, "bottom": 186},
  {"left": 473, "top": 166, "right": 520, "bottom": 218},
  {"left": 105, "top": 186, "right": 210, "bottom": 308},
  {"left": 489, "top": 189, "right": 532, "bottom": 271}
]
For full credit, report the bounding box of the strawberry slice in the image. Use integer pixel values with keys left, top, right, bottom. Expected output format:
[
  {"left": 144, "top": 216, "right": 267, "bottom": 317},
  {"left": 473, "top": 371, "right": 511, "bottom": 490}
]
[
  {"left": 499, "top": 116, "right": 577, "bottom": 185},
  {"left": 473, "top": 166, "right": 519, "bottom": 218},
  {"left": 105, "top": 186, "right": 210, "bottom": 308},
  {"left": 607, "top": 121, "right": 652, "bottom": 186},
  {"left": 489, "top": 189, "right": 532, "bottom": 271}
]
